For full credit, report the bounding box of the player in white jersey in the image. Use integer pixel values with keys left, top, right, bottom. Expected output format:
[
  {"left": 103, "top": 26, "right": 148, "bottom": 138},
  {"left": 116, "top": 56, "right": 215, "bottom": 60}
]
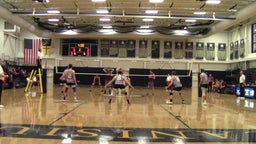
[
  {"left": 0, "top": 59, "right": 8, "bottom": 108},
  {"left": 239, "top": 70, "right": 246, "bottom": 99},
  {"left": 63, "top": 64, "right": 78, "bottom": 102},
  {"left": 165, "top": 71, "right": 184, "bottom": 104},
  {"left": 200, "top": 69, "right": 208, "bottom": 106},
  {"left": 105, "top": 70, "right": 134, "bottom": 104}
]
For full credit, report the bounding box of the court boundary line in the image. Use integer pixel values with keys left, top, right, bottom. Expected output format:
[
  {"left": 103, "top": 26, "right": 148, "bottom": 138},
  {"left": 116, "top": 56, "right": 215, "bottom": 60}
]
[
  {"left": 48, "top": 102, "right": 84, "bottom": 126},
  {"left": 159, "top": 104, "right": 191, "bottom": 129}
]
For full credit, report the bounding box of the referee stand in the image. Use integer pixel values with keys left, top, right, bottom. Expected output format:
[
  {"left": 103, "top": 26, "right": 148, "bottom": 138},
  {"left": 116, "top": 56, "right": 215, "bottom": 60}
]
[
  {"left": 25, "top": 55, "right": 47, "bottom": 93},
  {"left": 25, "top": 68, "right": 43, "bottom": 93}
]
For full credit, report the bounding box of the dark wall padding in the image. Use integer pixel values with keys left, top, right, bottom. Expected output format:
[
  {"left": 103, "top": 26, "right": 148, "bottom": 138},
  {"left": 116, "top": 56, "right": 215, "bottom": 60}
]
[
  {"left": 129, "top": 68, "right": 192, "bottom": 87},
  {"left": 206, "top": 69, "right": 239, "bottom": 85},
  {"left": 205, "top": 70, "right": 227, "bottom": 81},
  {"left": 14, "top": 65, "right": 37, "bottom": 73}
]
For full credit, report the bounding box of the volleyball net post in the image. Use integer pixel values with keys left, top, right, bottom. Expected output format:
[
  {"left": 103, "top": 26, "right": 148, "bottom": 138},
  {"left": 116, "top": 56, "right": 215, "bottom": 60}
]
[
  {"left": 24, "top": 68, "right": 43, "bottom": 93},
  {"left": 25, "top": 69, "right": 36, "bottom": 93}
]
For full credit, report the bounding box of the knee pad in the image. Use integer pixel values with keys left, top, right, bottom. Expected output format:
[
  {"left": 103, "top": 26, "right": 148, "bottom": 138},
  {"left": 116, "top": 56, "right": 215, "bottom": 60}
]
[
  {"left": 72, "top": 86, "right": 76, "bottom": 93},
  {"left": 64, "top": 87, "right": 69, "bottom": 93}
]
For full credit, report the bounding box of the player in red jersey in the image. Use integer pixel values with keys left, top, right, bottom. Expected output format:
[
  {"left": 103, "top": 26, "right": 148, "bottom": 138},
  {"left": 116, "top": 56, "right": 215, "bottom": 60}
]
[{"left": 103, "top": 67, "right": 114, "bottom": 94}]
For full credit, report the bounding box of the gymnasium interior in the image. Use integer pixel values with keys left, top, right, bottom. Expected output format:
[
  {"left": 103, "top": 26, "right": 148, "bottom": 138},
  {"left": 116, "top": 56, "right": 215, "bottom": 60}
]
[{"left": 0, "top": 0, "right": 256, "bottom": 144}]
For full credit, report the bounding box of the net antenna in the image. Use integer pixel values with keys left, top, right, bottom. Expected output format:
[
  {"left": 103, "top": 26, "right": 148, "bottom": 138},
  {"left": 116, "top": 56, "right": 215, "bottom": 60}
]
[
  {"left": 158, "top": 61, "right": 192, "bottom": 77},
  {"left": 55, "top": 57, "right": 62, "bottom": 74},
  {"left": 188, "top": 61, "right": 193, "bottom": 76}
]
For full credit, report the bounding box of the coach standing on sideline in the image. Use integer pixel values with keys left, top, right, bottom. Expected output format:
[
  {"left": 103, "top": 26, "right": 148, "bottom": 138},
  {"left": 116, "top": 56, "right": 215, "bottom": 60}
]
[
  {"left": 239, "top": 70, "right": 246, "bottom": 99},
  {"left": 0, "top": 59, "right": 8, "bottom": 108},
  {"left": 37, "top": 49, "right": 43, "bottom": 69}
]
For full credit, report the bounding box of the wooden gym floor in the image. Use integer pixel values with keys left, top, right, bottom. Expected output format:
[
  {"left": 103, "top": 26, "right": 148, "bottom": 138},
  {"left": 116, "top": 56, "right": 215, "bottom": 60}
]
[{"left": 0, "top": 79, "right": 255, "bottom": 144}]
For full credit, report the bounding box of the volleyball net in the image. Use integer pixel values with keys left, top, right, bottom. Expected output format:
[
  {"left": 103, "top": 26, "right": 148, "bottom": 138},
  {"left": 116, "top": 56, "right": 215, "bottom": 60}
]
[
  {"left": 55, "top": 58, "right": 193, "bottom": 77},
  {"left": 54, "top": 58, "right": 193, "bottom": 87}
]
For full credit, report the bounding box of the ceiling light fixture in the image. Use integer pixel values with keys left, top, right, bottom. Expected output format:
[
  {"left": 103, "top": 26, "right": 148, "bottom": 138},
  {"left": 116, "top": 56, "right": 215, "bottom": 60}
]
[
  {"left": 193, "top": 11, "right": 206, "bottom": 15},
  {"left": 173, "top": 30, "right": 190, "bottom": 35},
  {"left": 91, "top": 0, "right": 106, "bottom": 2},
  {"left": 103, "top": 25, "right": 112, "bottom": 28},
  {"left": 206, "top": 0, "right": 221, "bottom": 4},
  {"left": 228, "top": 9, "right": 237, "bottom": 12},
  {"left": 137, "top": 29, "right": 153, "bottom": 33},
  {"left": 47, "top": 10, "right": 60, "bottom": 14},
  {"left": 48, "top": 18, "right": 59, "bottom": 22},
  {"left": 96, "top": 9, "right": 109, "bottom": 14},
  {"left": 143, "top": 18, "right": 154, "bottom": 22},
  {"left": 99, "top": 18, "right": 111, "bottom": 21},
  {"left": 140, "top": 25, "right": 150, "bottom": 28},
  {"left": 149, "top": 0, "right": 164, "bottom": 3},
  {"left": 62, "top": 30, "right": 77, "bottom": 35},
  {"left": 185, "top": 19, "right": 197, "bottom": 22},
  {"left": 99, "top": 29, "right": 113, "bottom": 33},
  {"left": 145, "top": 10, "right": 158, "bottom": 14}
]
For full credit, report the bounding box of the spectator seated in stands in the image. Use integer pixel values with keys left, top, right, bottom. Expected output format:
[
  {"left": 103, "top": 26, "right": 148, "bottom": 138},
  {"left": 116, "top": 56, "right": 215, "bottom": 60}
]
[
  {"left": 218, "top": 79, "right": 227, "bottom": 93},
  {"left": 2, "top": 72, "right": 12, "bottom": 89},
  {"left": 12, "top": 67, "right": 27, "bottom": 88},
  {"left": 212, "top": 79, "right": 220, "bottom": 92}
]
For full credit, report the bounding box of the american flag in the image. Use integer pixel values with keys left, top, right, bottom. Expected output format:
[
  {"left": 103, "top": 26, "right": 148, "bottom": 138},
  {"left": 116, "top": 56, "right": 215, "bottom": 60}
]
[{"left": 24, "top": 39, "right": 41, "bottom": 65}]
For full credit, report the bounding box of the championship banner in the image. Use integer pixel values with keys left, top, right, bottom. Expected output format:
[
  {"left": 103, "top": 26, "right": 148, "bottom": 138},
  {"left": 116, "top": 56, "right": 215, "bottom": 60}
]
[
  {"left": 139, "top": 40, "right": 147, "bottom": 58},
  {"left": 206, "top": 43, "right": 215, "bottom": 60},
  {"left": 127, "top": 40, "right": 135, "bottom": 57},
  {"left": 174, "top": 41, "right": 183, "bottom": 59},
  {"left": 185, "top": 42, "right": 193, "bottom": 59},
  {"left": 101, "top": 39, "right": 110, "bottom": 57},
  {"left": 42, "top": 39, "right": 51, "bottom": 56},
  {"left": 240, "top": 39, "right": 245, "bottom": 58},
  {"left": 164, "top": 41, "right": 172, "bottom": 58},
  {"left": 109, "top": 40, "right": 118, "bottom": 57},
  {"left": 230, "top": 42, "right": 234, "bottom": 60},
  {"left": 218, "top": 43, "right": 226, "bottom": 61},
  {"left": 118, "top": 40, "right": 127, "bottom": 57},
  {"left": 151, "top": 40, "right": 160, "bottom": 58},
  {"left": 195, "top": 42, "right": 204, "bottom": 60},
  {"left": 234, "top": 41, "right": 239, "bottom": 59}
]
